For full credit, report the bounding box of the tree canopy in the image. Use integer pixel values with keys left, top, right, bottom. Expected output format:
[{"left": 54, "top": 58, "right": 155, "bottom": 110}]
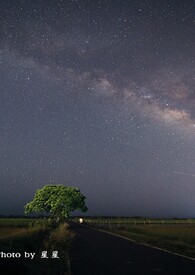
[{"left": 24, "top": 185, "right": 88, "bottom": 219}]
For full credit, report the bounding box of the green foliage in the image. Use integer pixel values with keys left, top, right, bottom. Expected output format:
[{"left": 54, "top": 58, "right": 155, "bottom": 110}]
[{"left": 24, "top": 185, "right": 88, "bottom": 219}]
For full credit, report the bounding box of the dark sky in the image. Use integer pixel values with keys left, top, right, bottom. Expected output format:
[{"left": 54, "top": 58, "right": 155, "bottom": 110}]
[{"left": 0, "top": 0, "right": 195, "bottom": 217}]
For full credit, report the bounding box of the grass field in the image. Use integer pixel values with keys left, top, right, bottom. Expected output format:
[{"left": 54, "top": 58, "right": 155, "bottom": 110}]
[
  {"left": 0, "top": 218, "right": 46, "bottom": 241},
  {"left": 0, "top": 218, "right": 44, "bottom": 227},
  {"left": 83, "top": 217, "right": 195, "bottom": 259},
  {"left": 0, "top": 217, "right": 73, "bottom": 274}
]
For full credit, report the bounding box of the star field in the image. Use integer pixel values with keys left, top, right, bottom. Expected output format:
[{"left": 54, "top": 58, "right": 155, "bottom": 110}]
[{"left": 0, "top": 0, "right": 195, "bottom": 217}]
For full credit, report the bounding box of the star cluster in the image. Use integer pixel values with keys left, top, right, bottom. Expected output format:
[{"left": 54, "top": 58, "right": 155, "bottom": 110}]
[{"left": 0, "top": 0, "right": 195, "bottom": 217}]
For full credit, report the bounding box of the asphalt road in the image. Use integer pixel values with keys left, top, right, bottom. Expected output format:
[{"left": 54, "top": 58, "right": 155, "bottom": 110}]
[{"left": 69, "top": 222, "right": 195, "bottom": 275}]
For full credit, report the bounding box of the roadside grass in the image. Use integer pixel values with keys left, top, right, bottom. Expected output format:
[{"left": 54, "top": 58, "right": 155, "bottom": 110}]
[
  {"left": 0, "top": 218, "right": 73, "bottom": 275},
  {"left": 112, "top": 225, "right": 195, "bottom": 258},
  {"left": 44, "top": 223, "right": 75, "bottom": 274},
  {"left": 84, "top": 218, "right": 195, "bottom": 259}
]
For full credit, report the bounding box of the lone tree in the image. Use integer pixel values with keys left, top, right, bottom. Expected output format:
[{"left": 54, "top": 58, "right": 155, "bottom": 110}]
[{"left": 24, "top": 185, "right": 88, "bottom": 220}]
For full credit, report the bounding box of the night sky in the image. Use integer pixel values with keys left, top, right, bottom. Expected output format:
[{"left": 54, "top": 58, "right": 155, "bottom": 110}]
[{"left": 0, "top": 0, "right": 195, "bottom": 217}]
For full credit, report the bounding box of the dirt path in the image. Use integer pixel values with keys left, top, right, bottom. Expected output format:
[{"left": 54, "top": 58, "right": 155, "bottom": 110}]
[{"left": 69, "top": 222, "right": 195, "bottom": 275}]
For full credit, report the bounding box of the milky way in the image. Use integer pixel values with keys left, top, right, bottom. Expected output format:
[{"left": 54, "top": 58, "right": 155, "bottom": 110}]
[{"left": 0, "top": 0, "right": 195, "bottom": 217}]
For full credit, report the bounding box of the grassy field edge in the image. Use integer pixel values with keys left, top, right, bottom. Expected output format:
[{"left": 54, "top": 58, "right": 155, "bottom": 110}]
[{"left": 82, "top": 218, "right": 195, "bottom": 259}]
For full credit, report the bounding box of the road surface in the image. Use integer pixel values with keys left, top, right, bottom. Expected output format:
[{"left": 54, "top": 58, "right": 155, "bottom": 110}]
[{"left": 69, "top": 222, "right": 195, "bottom": 275}]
